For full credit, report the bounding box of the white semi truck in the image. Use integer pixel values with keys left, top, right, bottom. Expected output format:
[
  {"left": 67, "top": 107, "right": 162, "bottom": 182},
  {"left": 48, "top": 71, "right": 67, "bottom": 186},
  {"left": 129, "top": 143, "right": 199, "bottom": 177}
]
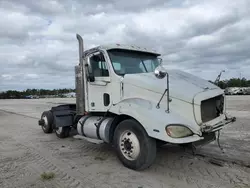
[{"left": 38, "top": 34, "right": 236, "bottom": 170}]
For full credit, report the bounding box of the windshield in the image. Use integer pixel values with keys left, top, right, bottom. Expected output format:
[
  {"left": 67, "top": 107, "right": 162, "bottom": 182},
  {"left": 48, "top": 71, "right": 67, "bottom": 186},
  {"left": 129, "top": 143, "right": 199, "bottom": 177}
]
[{"left": 107, "top": 49, "right": 160, "bottom": 76}]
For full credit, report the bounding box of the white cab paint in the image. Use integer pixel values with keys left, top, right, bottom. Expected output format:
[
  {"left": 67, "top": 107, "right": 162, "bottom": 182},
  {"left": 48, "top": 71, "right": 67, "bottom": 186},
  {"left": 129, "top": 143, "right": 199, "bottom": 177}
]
[
  {"left": 108, "top": 71, "right": 226, "bottom": 143},
  {"left": 84, "top": 46, "right": 233, "bottom": 144}
]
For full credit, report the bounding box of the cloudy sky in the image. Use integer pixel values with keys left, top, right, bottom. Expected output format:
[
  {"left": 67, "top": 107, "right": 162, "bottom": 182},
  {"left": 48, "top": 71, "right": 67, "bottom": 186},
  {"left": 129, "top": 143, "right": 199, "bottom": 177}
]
[{"left": 0, "top": 0, "right": 250, "bottom": 91}]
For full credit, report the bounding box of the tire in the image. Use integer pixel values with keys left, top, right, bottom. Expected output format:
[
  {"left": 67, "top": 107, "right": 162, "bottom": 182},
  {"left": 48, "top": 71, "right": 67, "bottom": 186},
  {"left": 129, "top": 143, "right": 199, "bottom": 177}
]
[
  {"left": 41, "top": 111, "right": 53, "bottom": 134},
  {"left": 113, "top": 119, "right": 156, "bottom": 171},
  {"left": 55, "top": 126, "right": 70, "bottom": 138}
]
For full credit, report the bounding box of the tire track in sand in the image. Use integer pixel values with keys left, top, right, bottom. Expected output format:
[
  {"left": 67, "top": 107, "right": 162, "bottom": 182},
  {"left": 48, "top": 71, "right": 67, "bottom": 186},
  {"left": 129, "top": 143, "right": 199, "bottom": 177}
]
[{"left": 0, "top": 141, "right": 93, "bottom": 188}]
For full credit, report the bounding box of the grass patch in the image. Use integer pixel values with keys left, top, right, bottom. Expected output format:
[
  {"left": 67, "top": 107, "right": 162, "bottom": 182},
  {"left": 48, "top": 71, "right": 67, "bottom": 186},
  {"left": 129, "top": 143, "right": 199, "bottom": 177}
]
[{"left": 40, "top": 172, "right": 55, "bottom": 180}]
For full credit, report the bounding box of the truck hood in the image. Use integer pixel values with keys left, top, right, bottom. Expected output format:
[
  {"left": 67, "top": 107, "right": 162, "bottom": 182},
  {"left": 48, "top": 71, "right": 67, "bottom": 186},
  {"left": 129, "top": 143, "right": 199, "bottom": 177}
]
[{"left": 123, "top": 69, "right": 220, "bottom": 104}]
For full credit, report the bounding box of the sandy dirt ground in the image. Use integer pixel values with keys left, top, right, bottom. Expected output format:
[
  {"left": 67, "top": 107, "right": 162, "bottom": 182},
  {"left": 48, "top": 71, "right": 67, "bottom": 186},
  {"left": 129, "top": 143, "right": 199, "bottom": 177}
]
[{"left": 0, "top": 96, "right": 250, "bottom": 188}]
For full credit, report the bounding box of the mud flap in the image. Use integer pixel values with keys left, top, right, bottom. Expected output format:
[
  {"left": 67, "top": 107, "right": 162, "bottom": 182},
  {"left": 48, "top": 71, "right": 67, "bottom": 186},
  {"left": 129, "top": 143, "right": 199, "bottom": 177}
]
[{"left": 51, "top": 104, "right": 76, "bottom": 128}]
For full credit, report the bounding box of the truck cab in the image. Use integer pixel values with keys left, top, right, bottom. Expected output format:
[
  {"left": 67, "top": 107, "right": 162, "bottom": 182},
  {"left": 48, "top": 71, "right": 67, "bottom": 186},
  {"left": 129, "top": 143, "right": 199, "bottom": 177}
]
[
  {"left": 38, "top": 34, "right": 236, "bottom": 170},
  {"left": 82, "top": 44, "right": 161, "bottom": 112}
]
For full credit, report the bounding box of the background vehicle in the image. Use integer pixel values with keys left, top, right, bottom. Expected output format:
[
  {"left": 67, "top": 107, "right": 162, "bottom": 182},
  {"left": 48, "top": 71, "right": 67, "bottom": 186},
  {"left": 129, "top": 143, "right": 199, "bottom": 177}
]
[
  {"left": 38, "top": 34, "right": 236, "bottom": 170},
  {"left": 224, "top": 87, "right": 250, "bottom": 95}
]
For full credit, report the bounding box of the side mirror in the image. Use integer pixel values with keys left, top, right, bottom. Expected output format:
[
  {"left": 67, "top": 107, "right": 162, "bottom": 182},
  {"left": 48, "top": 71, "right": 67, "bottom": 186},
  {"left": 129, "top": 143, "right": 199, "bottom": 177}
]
[
  {"left": 85, "top": 64, "right": 95, "bottom": 82},
  {"left": 154, "top": 65, "right": 167, "bottom": 79}
]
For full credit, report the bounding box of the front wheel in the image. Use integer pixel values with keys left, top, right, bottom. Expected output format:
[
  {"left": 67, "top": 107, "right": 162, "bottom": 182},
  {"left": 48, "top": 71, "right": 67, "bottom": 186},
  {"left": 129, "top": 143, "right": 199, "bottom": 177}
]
[
  {"left": 113, "top": 119, "right": 156, "bottom": 171},
  {"left": 55, "top": 126, "right": 70, "bottom": 138}
]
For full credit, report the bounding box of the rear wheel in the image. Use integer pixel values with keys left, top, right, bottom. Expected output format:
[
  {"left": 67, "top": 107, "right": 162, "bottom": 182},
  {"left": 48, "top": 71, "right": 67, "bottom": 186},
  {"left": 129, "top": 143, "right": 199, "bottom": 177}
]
[
  {"left": 55, "top": 126, "right": 70, "bottom": 138},
  {"left": 113, "top": 119, "right": 156, "bottom": 170},
  {"left": 41, "top": 111, "right": 53, "bottom": 134}
]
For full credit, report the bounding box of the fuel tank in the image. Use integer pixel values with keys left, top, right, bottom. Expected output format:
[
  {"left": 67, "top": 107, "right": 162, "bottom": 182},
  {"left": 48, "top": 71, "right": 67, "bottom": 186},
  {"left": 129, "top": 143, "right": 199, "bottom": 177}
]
[{"left": 77, "top": 116, "right": 114, "bottom": 143}]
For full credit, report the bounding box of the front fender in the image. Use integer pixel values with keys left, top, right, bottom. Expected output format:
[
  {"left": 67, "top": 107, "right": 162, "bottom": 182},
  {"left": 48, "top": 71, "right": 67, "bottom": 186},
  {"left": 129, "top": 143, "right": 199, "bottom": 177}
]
[{"left": 110, "top": 98, "right": 203, "bottom": 143}]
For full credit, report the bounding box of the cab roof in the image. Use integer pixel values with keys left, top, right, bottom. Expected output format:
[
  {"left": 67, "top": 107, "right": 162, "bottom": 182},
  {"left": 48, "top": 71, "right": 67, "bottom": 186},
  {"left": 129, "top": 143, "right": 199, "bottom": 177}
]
[{"left": 83, "top": 43, "right": 161, "bottom": 57}]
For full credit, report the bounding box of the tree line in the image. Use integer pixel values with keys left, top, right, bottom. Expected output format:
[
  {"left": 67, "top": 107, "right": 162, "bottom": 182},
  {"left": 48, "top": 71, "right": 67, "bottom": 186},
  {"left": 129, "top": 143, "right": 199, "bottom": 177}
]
[
  {"left": 0, "top": 88, "right": 76, "bottom": 99},
  {"left": 210, "top": 77, "right": 250, "bottom": 89},
  {"left": 0, "top": 77, "right": 250, "bottom": 99}
]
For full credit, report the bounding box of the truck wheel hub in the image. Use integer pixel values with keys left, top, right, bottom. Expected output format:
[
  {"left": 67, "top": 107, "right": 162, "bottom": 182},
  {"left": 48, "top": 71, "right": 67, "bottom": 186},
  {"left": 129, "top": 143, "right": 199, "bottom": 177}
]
[
  {"left": 119, "top": 131, "right": 140, "bottom": 160},
  {"left": 42, "top": 116, "right": 48, "bottom": 130},
  {"left": 124, "top": 140, "right": 132, "bottom": 151}
]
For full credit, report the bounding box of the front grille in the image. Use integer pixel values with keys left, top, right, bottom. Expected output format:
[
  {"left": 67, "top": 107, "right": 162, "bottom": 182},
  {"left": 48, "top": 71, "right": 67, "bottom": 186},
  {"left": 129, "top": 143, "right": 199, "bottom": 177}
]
[{"left": 200, "top": 95, "right": 224, "bottom": 123}]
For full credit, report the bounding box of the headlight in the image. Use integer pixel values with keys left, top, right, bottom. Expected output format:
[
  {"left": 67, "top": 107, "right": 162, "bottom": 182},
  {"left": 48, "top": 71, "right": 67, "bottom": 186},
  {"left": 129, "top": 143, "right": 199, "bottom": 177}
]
[{"left": 165, "top": 125, "right": 193, "bottom": 138}]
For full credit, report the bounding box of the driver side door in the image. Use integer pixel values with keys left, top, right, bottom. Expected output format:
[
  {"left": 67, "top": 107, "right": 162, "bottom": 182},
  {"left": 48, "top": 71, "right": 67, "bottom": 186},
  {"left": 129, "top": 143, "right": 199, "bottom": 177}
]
[{"left": 86, "top": 51, "right": 112, "bottom": 112}]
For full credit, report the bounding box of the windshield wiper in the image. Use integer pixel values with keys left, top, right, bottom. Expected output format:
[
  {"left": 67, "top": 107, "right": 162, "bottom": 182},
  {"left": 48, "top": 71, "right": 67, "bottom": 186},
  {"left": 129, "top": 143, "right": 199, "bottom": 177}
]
[{"left": 140, "top": 60, "right": 148, "bottom": 72}]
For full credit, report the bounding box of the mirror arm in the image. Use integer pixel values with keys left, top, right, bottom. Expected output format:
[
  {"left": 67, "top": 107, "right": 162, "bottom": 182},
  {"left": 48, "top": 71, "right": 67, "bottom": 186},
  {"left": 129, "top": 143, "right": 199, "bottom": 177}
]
[
  {"left": 156, "top": 88, "right": 168, "bottom": 109},
  {"left": 154, "top": 65, "right": 170, "bottom": 113},
  {"left": 155, "top": 72, "right": 170, "bottom": 113},
  {"left": 166, "top": 73, "right": 170, "bottom": 113}
]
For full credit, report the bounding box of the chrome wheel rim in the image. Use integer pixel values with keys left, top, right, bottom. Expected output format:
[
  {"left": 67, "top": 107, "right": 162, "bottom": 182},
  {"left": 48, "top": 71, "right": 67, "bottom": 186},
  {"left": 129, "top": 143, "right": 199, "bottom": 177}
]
[
  {"left": 42, "top": 116, "right": 48, "bottom": 130},
  {"left": 119, "top": 130, "right": 140, "bottom": 161},
  {"left": 56, "top": 127, "right": 62, "bottom": 134}
]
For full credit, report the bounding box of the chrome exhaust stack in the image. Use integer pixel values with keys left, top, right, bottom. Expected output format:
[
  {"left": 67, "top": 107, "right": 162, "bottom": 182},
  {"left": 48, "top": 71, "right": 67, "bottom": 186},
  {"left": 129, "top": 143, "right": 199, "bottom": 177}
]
[{"left": 75, "top": 34, "right": 85, "bottom": 114}]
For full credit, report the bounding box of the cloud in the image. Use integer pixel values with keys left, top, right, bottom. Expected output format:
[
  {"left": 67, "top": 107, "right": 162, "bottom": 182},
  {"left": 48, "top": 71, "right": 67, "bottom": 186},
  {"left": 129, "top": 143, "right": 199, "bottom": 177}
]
[{"left": 0, "top": 0, "right": 250, "bottom": 91}]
